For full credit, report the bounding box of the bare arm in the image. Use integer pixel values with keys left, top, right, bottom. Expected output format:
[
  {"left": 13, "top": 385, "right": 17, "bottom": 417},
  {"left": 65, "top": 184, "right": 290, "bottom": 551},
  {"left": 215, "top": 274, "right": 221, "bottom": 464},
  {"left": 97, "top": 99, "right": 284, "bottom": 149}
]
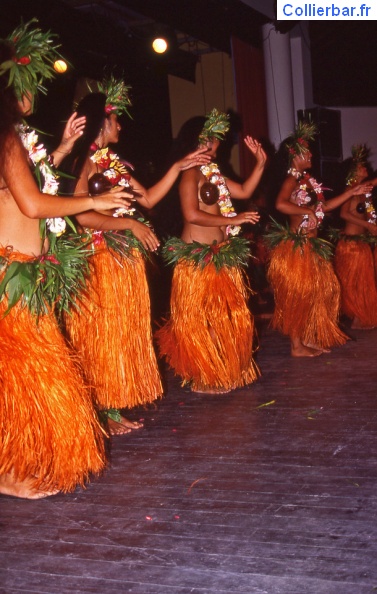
[
  {"left": 51, "top": 112, "right": 86, "bottom": 167},
  {"left": 130, "top": 147, "right": 211, "bottom": 209},
  {"left": 226, "top": 137, "right": 267, "bottom": 200},
  {"left": 74, "top": 156, "right": 160, "bottom": 250},
  {"left": 323, "top": 183, "right": 373, "bottom": 212},
  {"left": 75, "top": 211, "right": 160, "bottom": 251},
  {"left": 1, "top": 131, "right": 130, "bottom": 218},
  {"left": 276, "top": 176, "right": 317, "bottom": 221},
  {"left": 180, "top": 169, "right": 259, "bottom": 227}
]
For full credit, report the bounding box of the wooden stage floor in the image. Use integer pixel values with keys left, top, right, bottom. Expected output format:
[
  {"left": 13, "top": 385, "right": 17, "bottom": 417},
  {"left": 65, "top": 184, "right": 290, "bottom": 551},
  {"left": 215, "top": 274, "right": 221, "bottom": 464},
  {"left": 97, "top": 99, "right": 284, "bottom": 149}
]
[{"left": 1, "top": 320, "right": 377, "bottom": 593}]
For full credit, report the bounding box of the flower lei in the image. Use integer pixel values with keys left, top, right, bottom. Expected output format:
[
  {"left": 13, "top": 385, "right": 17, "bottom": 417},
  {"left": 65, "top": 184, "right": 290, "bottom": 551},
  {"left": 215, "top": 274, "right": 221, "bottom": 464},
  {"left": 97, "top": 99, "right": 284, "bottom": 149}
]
[
  {"left": 360, "top": 193, "right": 377, "bottom": 225},
  {"left": 17, "top": 123, "right": 66, "bottom": 235},
  {"left": 90, "top": 146, "right": 141, "bottom": 219},
  {"left": 200, "top": 162, "right": 240, "bottom": 236},
  {"left": 289, "top": 170, "right": 325, "bottom": 231}
]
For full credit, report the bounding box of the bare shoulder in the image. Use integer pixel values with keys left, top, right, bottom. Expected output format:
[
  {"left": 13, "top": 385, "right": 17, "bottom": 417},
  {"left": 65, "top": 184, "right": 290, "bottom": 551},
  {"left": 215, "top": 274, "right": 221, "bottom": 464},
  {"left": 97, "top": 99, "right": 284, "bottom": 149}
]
[{"left": 277, "top": 175, "right": 298, "bottom": 201}]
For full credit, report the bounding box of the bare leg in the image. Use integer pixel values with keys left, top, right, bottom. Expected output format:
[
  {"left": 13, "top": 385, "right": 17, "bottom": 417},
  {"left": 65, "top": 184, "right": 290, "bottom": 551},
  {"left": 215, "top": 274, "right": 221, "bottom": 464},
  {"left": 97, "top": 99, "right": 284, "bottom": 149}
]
[
  {"left": 0, "top": 470, "right": 59, "bottom": 500},
  {"left": 291, "top": 336, "right": 323, "bottom": 358}
]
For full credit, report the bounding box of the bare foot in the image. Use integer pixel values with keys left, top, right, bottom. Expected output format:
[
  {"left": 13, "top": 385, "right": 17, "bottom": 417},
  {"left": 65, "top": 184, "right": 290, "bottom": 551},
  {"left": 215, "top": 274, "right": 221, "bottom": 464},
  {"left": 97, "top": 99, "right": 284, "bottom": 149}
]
[
  {"left": 0, "top": 472, "right": 59, "bottom": 500},
  {"left": 304, "top": 342, "right": 331, "bottom": 353},
  {"left": 107, "top": 415, "right": 143, "bottom": 436},
  {"left": 291, "top": 344, "right": 323, "bottom": 357},
  {"left": 191, "top": 385, "right": 232, "bottom": 394}
]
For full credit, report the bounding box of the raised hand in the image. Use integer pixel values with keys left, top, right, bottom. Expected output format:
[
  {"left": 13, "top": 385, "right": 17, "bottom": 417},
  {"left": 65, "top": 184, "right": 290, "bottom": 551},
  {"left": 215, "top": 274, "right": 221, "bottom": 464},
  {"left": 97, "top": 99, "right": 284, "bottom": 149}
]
[
  {"left": 243, "top": 136, "right": 267, "bottom": 167},
  {"left": 52, "top": 112, "right": 86, "bottom": 165}
]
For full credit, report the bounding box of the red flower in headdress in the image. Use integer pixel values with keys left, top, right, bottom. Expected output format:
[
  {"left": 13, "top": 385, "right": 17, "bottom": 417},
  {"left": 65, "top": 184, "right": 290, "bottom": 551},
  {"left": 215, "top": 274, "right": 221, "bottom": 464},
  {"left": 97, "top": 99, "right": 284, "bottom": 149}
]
[{"left": 17, "top": 56, "right": 31, "bottom": 65}]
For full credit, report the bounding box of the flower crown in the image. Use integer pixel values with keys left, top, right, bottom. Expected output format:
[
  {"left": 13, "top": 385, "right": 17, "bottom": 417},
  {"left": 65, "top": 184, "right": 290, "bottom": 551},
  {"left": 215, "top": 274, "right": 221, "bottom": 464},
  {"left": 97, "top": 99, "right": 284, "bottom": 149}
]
[
  {"left": 199, "top": 108, "right": 230, "bottom": 144},
  {"left": 0, "top": 18, "right": 63, "bottom": 101},
  {"left": 285, "top": 120, "right": 317, "bottom": 162},
  {"left": 98, "top": 74, "right": 132, "bottom": 118},
  {"left": 346, "top": 144, "right": 370, "bottom": 186}
]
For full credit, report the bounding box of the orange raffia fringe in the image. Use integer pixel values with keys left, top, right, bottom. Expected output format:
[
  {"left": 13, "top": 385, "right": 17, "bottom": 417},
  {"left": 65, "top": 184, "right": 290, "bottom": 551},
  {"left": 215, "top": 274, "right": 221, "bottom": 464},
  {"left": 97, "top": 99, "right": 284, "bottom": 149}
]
[
  {"left": 334, "top": 237, "right": 377, "bottom": 327},
  {"left": 267, "top": 240, "right": 348, "bottom": 348},
  {"left": 0, "top": 249, "right": 106, "bottom": 492},
  {"left": 65, "top": 239, "right": 163, "bottom": 410},
  {"left": 156, "top": 259, "right": 260, "bottom": 392}
]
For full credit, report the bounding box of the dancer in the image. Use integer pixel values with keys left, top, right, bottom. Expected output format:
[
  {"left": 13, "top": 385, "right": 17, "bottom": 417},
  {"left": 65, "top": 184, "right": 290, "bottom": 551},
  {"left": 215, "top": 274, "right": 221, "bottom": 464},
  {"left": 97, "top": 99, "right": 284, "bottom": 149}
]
[
  {"left": 333, "top": 145, "right": 377, "bottom": 329},
  {"left": 266, "top": 122, "right": 372, "bottom": 357},
  {"left": 156, "top": 109, "right": 264, "bottom": 393},
  {"left": 0, "top": 21, "right": 131, "bottom": 498},
  {"left": 64, "top": 79, "right": 211, "bottom": 435}
]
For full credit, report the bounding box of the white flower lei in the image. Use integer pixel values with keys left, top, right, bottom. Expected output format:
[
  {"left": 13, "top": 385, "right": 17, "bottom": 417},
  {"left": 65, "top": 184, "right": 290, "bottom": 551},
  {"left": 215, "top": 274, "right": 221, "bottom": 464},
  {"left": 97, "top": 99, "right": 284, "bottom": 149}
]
[
  {"left": 17, "top": 124, "right": 66, "bottom": 235},
  {"left": 289, "top": 170, "right": 325, "bottom": 231},
  {"left": 363, "top": 193, "right": 377, "bottom": 225},
  {"left": 200, "top": 162, "right": 240, "bottom": 236}
]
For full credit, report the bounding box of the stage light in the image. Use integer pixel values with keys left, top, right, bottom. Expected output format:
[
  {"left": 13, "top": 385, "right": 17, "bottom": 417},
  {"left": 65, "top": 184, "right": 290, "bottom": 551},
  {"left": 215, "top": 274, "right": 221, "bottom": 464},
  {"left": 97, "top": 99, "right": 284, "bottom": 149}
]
[
  {"left": 54, "top": 59, "right": 68, "bottom": 73},
  {"left": 152, "top": 37, "right": 168, "bottom": 54}
]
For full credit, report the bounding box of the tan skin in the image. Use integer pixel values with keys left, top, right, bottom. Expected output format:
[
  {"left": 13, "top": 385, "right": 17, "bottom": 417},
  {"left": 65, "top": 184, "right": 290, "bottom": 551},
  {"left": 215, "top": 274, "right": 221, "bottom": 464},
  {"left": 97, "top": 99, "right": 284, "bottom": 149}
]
[
  {"left": 177, "top": 135, "right": 264, "bottom": 394},
  {"left": 339, "top": 163, "right": 377, "bottom": 329},
  {"left": 276, "top": 144, "right": 372, "bottom": 357},
  {"left": 180, "top": 135, "right": 264, "bottom": 245},
  {"left": 0, "top": 98, "right": 131, "bottom": 499},
  {"left": 74, "top": 112, "right": 211, "bottom": 434}
]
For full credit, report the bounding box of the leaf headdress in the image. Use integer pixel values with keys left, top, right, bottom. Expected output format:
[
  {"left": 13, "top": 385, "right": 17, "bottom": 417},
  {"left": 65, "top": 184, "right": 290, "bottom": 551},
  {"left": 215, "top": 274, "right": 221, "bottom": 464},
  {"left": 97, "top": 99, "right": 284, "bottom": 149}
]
[
  {"left": 346, "top": 144, "right": 370, "bottom": 186},
  {"left": 0, "top": 18, "right": 63, "bottom": 101},
  {"left": 285, "top": 119, "right": 317, "bottom": 163},
  {"left": 98, "top": 74, "right": 132, "bottom": 118},
  {"left": 199, "top": 108, "right": 230, "bottom": 144}
]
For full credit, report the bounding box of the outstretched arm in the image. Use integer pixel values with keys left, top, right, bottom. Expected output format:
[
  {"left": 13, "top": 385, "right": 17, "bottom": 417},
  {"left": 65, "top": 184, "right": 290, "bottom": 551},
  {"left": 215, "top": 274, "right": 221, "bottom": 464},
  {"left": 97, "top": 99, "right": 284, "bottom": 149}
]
[
  {"left": 2, "top": 131, "right": 130, "bottom": 218},
  {"left": 130, "top": 147, "right": 211, "bottom": 210},
  {"left": 323, "top": 183, "right": 373, "bottom": 212}
]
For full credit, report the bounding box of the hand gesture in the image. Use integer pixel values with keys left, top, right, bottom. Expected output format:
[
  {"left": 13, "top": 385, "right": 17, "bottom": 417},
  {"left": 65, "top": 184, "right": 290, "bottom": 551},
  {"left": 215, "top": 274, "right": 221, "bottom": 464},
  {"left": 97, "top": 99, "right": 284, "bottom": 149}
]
[
  {"left": 177, "top": 147, "right": 211, "bottom": 171},
  {"left": 57, "top": 112, "right": 86, "bottom": 156},
  {"left": 232, "top": 210, "right": 261, "bottom": 225},
  {"left": 243, "top": 136, "right": 267, "bottom": 167},
  {"left": 353, "top": 183, "right": 373, "bottom": 196},
  {"left": 92, "top": 189, "right": 133, "bottom": 212},
  {"left": 130, "top": 220, "right": 160, "bottom": 251}
]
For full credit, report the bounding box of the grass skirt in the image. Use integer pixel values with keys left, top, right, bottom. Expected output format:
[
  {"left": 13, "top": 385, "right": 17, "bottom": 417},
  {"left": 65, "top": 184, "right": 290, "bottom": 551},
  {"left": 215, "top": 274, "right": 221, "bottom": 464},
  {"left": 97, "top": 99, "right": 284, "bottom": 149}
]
[
  {"left": 267, "top": 240, "right": 348, "bottom": 348},
  {"left": 65, "top": 239, "right": 163, "bottom": 410},
  {"left": 156, "top": 259, "right": 260, "bottom": 392},
  {"left": 0, "top": 250, "right": 105, "bottom": 492},
  {"left": 334, "top": 237, "right": 377, "bottom": 327}
]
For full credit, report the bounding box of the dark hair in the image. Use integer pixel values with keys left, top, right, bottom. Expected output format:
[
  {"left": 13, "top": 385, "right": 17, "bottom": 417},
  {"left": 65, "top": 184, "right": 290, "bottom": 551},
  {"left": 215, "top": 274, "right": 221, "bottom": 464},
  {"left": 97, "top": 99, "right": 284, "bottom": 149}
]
[
  {"left": 60, "top": 92, "right": 107, "bottom": 190},
  {"left": 0, "top": 40, "right": 22, "bottom": 158},
  {"left": 167, "top": 116, "right": 205, "bottom": 166}
]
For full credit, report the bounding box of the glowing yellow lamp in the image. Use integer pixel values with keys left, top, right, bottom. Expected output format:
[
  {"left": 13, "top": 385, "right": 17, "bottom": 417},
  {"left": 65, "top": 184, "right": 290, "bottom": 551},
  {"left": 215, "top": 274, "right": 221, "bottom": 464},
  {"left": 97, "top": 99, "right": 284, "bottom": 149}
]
[
  {"left": 152, "top": 37, "right": 168, "bottom": 54},
  {"left": 54, "top": 59, "right": 68, "bottom": 73}
]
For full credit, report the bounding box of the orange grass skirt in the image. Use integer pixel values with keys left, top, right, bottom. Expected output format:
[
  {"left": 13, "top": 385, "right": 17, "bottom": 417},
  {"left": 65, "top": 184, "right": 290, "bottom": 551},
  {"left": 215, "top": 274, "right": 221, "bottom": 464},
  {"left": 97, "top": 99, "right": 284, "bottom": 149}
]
[
  {"left": 156, "top": 259, "right": 260, "bottom": 392},
  {"left": 334, "top": 237, "right": 377, "bottom": 327},
  {"left": 267, "top": 240, "right": 348, "bottom": 348},
  {"left": 0, "top": 250, "right": 106, "bottom": 492},
  {"left": 65, "top": 240, "right": 163, "bottom": 410}
]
